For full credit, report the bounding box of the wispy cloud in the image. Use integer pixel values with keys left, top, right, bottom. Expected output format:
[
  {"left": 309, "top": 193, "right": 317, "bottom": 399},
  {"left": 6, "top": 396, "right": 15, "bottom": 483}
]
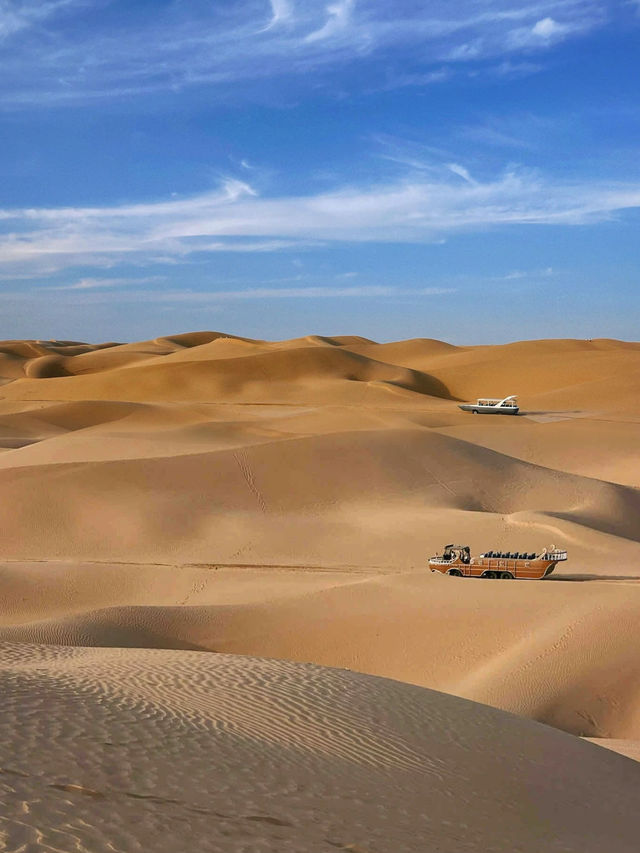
[
  {"left": 446, "top": 163, "right": 476, "bottom": 184},
  {"left": 0, "top": 0, "right": 81, "bottom": 41},
  {"left": 184, "top": 284, "right": 453, "bottom": 300},
  {"left": 2, "top": 164, "right": 640, "bottom": 275},
  {"left": 263, "top": 0, "right": 294, "bottom": 30},
  {"left": 0, "top": 0, "right": 613, "bottom": 106},
  {"left": 47, "top": 275, "right": 165, "bottom": 291},
  {"left": 305, "top": 0, "right": 356, "bottom": 43},
  {"left": 14, "top": 284, "right": 456, "bottom": 305},
  {"left": 498, "top": 266, "right": 555, "bottom": 280},
  {"left": 457, "top": 116, "right": 545, "bottom": 150}
]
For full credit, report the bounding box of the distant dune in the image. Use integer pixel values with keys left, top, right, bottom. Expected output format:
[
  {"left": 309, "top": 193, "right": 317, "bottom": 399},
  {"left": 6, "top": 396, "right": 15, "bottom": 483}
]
[{"left": 1, "top": 331, "right": 639, "bottom": 850}]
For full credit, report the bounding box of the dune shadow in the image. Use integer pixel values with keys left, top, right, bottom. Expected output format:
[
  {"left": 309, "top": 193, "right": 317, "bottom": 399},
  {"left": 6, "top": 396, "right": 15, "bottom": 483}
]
[
  {"left": 522, "top": 410, "right": 585, "bottom": 415},
  {"left": 0, "top": 438, "right": 41, "bottom": 449},
  {"left": 549, "top": 574, "right": 640, "bottom": 583},
  {"left": 402, "top": 371, "right": 459, "bottom": 401}
]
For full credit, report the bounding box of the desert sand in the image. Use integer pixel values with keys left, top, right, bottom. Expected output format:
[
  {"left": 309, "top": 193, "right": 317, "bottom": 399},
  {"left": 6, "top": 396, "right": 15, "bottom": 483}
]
[{"left": 1, "top": 331, "right": 640, "bottom": 851}]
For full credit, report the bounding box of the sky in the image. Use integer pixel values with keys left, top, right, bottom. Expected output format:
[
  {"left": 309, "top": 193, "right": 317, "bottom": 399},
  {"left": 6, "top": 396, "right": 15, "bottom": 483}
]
[{"left": 0, "top": 0, "right": 639, "bottom": 344}]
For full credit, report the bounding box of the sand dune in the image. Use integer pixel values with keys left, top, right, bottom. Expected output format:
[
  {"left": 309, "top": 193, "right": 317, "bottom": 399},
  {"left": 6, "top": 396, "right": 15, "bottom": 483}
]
[
  {"left": 352, "top": 337, "right": 640, "bottom": 412},
  {"left": 1, "top": 331, "right": 259, "bottom": 381},
  {"left": 2, "top": 342, "right": 455, "bottom": 405},
  {"left": 1, "top": 330, "right": 639, "bottom": 848},
  {"left": 434, "top": 417, "right": 640, "bottom": 487},
  {"left": 1, "top": 644, "right": 639, "bottom": 853},
  {"left": 0, "top": 329, "right": 638, "bottom": 579},
  {"left": 4, "top": 565, "right": 640, "bottom": 738},
  {"left": 0, "top": 420, "right": 638, "bottom": 566}
]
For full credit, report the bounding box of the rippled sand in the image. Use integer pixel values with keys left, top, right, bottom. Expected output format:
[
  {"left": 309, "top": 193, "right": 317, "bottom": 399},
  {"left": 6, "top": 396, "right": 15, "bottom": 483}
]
[{"left": 2, "top": 645, "right": 640, "bottom": 853}]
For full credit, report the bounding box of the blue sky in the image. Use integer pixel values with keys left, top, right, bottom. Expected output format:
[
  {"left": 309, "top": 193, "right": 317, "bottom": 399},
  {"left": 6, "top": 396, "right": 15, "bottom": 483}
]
[{"left": 1, "top": 0, "right": 639, "bottom": 343}]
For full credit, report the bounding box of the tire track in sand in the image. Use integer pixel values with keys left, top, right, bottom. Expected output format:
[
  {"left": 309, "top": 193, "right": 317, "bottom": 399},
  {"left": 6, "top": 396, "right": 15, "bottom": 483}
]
[{"left": 233, "top": 449, "right": 267, "bottom": 513}]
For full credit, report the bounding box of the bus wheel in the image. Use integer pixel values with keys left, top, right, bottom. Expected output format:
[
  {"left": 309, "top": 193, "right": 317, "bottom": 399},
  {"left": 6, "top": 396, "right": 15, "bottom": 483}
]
[
  {"left": 500, "top": 571, "right": 513, "bottom": 579},
  {"left": 483, "top": 571, "right": 496, "bottom": 579},
  {"left": 448, "top": 569, "right": 463, "bottom": 577}
]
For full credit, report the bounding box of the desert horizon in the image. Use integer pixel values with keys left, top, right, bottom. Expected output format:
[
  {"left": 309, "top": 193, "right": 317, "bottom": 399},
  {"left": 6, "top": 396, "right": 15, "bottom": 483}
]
[{"left": 1, "top": 329, "right": 640, "bottom": 851}]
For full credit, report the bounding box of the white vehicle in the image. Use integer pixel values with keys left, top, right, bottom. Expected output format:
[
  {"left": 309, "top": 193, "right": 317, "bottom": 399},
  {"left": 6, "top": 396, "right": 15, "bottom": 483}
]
[{"left": 459, "top": 395, "right": 519, "bottom": 415}]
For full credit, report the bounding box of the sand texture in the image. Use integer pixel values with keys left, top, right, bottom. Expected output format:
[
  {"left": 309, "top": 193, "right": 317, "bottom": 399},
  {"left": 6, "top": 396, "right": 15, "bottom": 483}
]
[
  {"left": 2, "top": 644, "right": 640, "bottom": 853},
  {"left": 1, "top": 332, "right": 639, "bottom": 850}
]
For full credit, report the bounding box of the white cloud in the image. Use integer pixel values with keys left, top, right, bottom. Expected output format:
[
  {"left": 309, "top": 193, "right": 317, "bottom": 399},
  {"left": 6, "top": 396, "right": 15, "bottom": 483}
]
[
  {"left": 185, "top": 239, "right": 316, "bottom": 253},
  {"left": 446, "top": 40, "right": 483, "bottom": 61},
  {"left": 48, "top": 276, "right": 164, "bottom": 291},
  {"left": 446, "top": 163, "right": 476, "bottom": 184},
  {"left": 0, "top": 0, "right": 609, "bottom": 106},
  {"left": 507, "top": 13, "right": 587, "bottom": 48},
  {"left": 162, "top": 284, "right": 453, "bottom": 301},
  {"left": 305, "top": 0, "right": 356, "bottom": 43},
  {"left": 22, "top": 284, "right": 456, "bottom": 305},
  {"left": 2, "top": 165, "right": 640, "bottom": 275},
  {"left": 265, "top": 0, "right": 294, "bottom": 29},
  {"left": 500, "top": 266, "right": 554, "bottom": 280},
  {"left": 0, "top": 0, "right": 81, "bottom": 41},
  {"left": 532, "top": 17, "right": 562, "bottom": 37}
]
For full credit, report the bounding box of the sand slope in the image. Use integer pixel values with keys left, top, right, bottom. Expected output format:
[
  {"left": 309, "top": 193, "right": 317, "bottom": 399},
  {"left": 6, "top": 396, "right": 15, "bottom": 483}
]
[
  {"left": 4, "top": 565, "right": 640, "bottom": 738},
  {"left": 2, "top": 644, "right": 640, "bottom": 853},
  {"left": 0, "top": 404, "right": 639, "bottom": 565}
]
